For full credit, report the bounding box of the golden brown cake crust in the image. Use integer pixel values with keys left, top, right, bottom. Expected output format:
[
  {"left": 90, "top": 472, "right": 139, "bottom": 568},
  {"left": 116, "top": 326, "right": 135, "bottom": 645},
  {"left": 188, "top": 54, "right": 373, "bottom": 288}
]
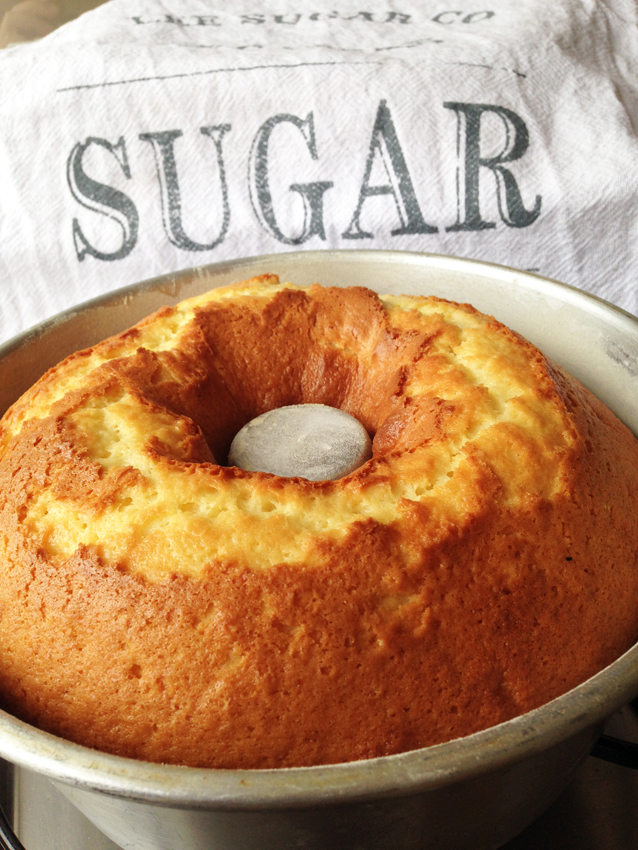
[{"left": 1, "top": 275, "right": 638, "bottom": 768}]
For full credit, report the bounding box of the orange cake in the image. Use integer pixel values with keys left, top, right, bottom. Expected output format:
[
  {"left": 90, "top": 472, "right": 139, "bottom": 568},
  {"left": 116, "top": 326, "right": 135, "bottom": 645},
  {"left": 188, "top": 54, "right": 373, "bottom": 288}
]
[{"left": 1, "top": 274, "right": 638, "bottom": 769}]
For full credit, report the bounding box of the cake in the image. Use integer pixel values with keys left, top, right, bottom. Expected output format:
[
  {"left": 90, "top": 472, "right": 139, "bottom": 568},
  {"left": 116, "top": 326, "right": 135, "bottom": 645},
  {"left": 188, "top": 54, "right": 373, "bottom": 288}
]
[{"left": 0, "top": 274, "right": 637, "bottom": 769}]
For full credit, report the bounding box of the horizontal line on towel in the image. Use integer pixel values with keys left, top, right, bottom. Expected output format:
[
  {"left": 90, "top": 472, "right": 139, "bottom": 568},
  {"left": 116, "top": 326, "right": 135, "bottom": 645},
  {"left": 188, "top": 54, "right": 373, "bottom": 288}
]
[{"left": 56, "top": 59, "right": 378, "bottom": 92}]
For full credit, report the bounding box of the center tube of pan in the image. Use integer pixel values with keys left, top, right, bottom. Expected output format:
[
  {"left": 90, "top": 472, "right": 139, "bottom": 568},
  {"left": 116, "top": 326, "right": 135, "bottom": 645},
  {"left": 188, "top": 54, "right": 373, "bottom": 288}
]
[{"left": 228, "top": 404, "right": 373, "bottom": 481}]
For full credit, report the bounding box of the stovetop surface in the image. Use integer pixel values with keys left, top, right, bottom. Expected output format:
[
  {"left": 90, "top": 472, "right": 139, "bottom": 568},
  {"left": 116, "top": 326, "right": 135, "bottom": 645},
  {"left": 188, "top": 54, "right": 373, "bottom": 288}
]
[{"left": 2, "top": 705, "right": 638, "bottom": 850}]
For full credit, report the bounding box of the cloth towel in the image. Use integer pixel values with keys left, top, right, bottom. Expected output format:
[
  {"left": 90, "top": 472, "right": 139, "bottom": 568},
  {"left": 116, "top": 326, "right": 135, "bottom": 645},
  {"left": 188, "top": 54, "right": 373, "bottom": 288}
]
[{"left": 0, "top": 0, "right": 638, "bottom": 344}]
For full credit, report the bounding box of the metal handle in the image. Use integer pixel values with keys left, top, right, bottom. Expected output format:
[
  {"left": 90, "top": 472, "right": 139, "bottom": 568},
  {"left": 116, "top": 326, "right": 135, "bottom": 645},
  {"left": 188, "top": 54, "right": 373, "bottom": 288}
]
[
  {"left": 0, "top": 803, "right": 25, "bottom": 850},
  {"left": 591, "top": 734, "right": 638, "bottom": 770},
  {"left": 589, "top": 698, "right": 638, "bottom": 768}
]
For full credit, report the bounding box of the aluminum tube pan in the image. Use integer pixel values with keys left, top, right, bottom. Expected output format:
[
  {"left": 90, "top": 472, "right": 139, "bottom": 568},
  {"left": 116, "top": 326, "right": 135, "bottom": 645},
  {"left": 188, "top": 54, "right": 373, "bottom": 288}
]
[{"left": 0, "top": 250, "right": 637, "bottom": 812}]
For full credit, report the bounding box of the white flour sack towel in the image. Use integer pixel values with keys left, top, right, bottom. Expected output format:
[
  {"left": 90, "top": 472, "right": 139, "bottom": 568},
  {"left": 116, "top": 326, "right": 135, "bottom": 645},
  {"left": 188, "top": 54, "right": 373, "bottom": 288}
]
[{"left": 1, "top": 0, "right": 638, "bottom": 342}]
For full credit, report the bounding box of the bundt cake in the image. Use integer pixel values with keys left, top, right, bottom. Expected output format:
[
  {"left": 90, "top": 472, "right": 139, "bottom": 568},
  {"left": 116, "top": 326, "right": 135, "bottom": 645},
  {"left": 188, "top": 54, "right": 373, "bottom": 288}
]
[{"left": 0, "top": 274, "right": 637, "bottom": 768}]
